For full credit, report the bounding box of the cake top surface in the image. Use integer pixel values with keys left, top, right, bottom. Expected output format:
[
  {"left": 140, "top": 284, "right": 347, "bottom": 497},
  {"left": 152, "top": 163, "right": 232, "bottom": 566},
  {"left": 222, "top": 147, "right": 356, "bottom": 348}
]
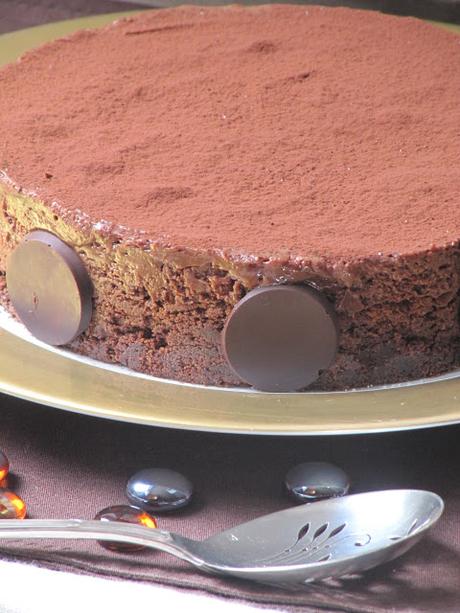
[{"left": 0, "top": 4, "right": 459, "bottom": 261}]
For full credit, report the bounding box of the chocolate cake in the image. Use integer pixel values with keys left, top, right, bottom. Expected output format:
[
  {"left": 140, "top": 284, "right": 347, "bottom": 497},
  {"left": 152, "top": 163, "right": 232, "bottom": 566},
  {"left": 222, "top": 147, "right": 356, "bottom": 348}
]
[{"left": 0, "top": 5, "right": 459, "bottom": 392}]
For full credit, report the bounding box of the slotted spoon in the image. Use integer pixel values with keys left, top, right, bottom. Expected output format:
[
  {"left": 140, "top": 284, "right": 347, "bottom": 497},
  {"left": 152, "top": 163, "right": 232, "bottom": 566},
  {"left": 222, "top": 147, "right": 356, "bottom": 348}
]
[{"left": 0, "top": 489, "right": 443, "bottom": 587}]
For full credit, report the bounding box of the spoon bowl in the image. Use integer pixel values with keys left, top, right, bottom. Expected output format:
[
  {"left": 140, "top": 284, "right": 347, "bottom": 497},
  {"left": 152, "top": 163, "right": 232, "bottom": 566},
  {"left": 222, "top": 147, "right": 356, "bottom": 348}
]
[
  {"left": 0, "top": 489, "right": 443, "bottom": 587},
  {"left": 195, "top": 488, "right": 443, "bottom": 585}
]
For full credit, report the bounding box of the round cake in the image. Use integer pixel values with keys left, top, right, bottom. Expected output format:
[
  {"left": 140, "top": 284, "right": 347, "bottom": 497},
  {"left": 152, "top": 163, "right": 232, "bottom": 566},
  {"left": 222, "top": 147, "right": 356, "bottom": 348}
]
[{"left": 0, "top": 4, "right": 459, "bottom": 391}]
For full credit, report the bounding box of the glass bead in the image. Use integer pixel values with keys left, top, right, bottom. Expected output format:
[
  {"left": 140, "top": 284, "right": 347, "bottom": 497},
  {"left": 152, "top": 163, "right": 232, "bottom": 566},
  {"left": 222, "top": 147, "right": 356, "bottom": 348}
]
[
  {"left": 0, "top": 449, "right": 9, "bottom": 482},
  {"left": 94, "top": 504, "right": 158, "bottom": 552},
  {"left": 285, "top": 462, "right": 350, "bottom": 503},
  {"left": 126, "top": 468, "right": 193, "bottom": 512},
  {"left": 0, "top": 488, "right": 27, "bottom": 519}
]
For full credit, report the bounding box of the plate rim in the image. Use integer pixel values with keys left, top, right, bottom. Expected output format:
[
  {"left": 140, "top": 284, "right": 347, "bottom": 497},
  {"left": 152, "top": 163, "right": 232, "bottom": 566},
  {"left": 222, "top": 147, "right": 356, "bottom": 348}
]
[{"left": 2, "top": 323, "right": 460, "bottom": 435}]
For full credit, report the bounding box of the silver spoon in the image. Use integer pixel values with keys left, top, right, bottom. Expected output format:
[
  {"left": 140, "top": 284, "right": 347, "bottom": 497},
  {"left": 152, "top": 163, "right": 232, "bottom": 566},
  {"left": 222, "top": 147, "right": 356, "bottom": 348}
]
[{"left": 0, "top": 490, "right": 443, "bottom": 587}]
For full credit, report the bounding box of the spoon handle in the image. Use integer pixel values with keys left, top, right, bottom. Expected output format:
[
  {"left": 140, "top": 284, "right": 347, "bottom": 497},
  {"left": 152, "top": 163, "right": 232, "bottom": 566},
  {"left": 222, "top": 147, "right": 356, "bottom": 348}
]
[{"left": 0, "top": 519, "right": 198, "bottom": 564}]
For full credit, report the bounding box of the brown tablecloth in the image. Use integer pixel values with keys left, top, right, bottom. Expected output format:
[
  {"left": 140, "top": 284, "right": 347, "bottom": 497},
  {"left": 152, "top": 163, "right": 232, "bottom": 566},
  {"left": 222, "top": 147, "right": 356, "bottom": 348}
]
[
  {"left": 1, "top": 0, "right": 460, "bottom": 34},
  {"left": 1, "top": 394, "right": 459, "bottom": 612},
  {"left": 1, "top": 2, "right": 460, "bottom": 611}
]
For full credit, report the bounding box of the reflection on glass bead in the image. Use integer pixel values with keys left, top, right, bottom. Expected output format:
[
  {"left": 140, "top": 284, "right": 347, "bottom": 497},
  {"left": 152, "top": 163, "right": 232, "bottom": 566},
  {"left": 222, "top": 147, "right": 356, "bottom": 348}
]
[
  {"left": 0, "top": 450, "right": 9, "bottom": 482},
  {"left": 0, "top": 488, "right": 27, "bottom": 519},
  {"left": 285, "top": 462, "right": 350, "bottom": 503},
  {"left": 94, "top": 504, "right": 158, "bottom": 552},
  {"left": 126, "top": 468, "right": 193, "bottom": 512}
]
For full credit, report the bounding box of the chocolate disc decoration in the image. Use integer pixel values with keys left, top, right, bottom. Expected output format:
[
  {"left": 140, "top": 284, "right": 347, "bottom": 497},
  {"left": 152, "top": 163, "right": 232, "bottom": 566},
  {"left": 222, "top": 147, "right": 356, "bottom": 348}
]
[
  {"left": 6, "top": 230, "right": 93, "bottom": 345},
  {"left": 222, "top": 285, "right": 338, "bottom": 392}
]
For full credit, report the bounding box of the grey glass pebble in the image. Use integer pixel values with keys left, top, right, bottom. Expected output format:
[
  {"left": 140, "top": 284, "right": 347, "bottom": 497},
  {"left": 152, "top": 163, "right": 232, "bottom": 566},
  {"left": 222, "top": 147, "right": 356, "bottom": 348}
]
[
  {"left": 285, "top": 462, "right": 350, "bottom": 502},
  {"left": 126, "top": 468, "right": 193, "bottom": 512}
]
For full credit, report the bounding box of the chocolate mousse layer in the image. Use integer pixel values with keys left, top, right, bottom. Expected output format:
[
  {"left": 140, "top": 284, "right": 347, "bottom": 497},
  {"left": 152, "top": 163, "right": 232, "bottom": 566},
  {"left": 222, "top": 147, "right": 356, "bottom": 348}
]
[{"left": 0, "top": 5, "right": 459, "bottom": 390}]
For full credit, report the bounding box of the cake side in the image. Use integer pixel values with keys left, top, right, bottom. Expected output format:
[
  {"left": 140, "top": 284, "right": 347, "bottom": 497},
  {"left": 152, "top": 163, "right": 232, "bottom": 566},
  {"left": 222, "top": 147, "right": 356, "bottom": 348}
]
[{"left": 2, "top": 179, "right": 459, "bottom": 390}]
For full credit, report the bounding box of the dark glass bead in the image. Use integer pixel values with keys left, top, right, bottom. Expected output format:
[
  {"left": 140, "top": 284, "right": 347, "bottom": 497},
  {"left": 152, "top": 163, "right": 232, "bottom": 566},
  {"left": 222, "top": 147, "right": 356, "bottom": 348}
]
[
  {"left": 0, "top": 449, "right": 9, "bottom": 482},
  {"left": 126, "top": 468, "right": 193, "bottom": 512},
  {"left": 94, "top": 504, "right": 158, "bottom": 552},
  {"left": 285, "top": 462, "right": 350, "bottom": 503},
  {"left": 0, "top": 488, "right": 27, "bottom": 519}
]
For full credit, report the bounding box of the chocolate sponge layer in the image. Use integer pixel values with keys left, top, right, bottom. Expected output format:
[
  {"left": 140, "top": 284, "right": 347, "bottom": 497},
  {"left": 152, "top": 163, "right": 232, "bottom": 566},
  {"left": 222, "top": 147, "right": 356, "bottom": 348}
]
[{"left": 1, "top": 182, "right": 459, "bottom": 390}]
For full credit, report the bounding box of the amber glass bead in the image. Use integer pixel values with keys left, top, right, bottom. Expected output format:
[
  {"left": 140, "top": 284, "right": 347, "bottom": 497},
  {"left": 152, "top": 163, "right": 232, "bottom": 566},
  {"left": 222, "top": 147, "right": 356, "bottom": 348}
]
[
  {"left": 0, "top": 489, "right": 27, "bottom": 519},
  {"left": 0, "top": 450, "right": 9, "bottom": 482},
  {"left": 94, "top": 504, "right": 158, "bottom": 552}
]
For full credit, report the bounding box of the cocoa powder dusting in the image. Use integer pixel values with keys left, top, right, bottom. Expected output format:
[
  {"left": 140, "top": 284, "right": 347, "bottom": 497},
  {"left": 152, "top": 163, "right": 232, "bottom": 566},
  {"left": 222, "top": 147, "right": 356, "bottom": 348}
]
[{"left": 0, "top": 5, "right": 459, "bottom": 260}]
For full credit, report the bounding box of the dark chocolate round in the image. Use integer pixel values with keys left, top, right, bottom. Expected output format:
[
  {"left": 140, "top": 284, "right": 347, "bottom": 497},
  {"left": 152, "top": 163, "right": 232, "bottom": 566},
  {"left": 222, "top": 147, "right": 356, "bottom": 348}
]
[
  {"left": 222, "top": 285, "right": 338, "bottom": 392},
  {"left": 6, "top": 230, "right": 93, "bottom": 345}
]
